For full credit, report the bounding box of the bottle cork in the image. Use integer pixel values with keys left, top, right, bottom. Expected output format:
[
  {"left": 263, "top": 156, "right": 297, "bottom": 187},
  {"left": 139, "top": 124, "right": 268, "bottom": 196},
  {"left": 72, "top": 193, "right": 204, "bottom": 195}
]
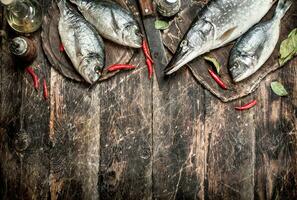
[{"left": 9, "top": 36, "right": 37, "bottom": 63}]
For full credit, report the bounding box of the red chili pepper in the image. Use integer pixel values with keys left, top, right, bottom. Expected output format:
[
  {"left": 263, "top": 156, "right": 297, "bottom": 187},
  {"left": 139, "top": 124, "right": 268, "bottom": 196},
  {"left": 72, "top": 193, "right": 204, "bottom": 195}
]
[
  {"left": 107, "top": 64, "right": 137, "bottom": 72},
  {"left": 25, "top": 67, "right": 39, "bottom": 90},
  {"left": 146, "top": 58, "right": 153, "bottom": 79},
  {"left": 43, "top": 78, "right": 48, "bottom": 100},
  {"left": 235, "top": 100, "right": 257, "bottom": 111},
  {"left": 142, "top": 40, "right": 154, "bottom": 63},
  {"left": 59, "top": 43, "right": 64, "bottom": 52},
  {"left": 208, "top": 69, "right": 228, "bottom": 90}
]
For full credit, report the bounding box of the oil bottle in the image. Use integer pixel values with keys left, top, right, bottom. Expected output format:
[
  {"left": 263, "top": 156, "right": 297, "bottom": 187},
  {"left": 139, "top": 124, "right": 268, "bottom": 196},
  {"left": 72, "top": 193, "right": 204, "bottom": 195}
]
[
  {"left": 1, "top": 0, "right": 43, "bottom": 33},
  {"left": 9, "top": 36, "right": 37, "bottom": 63},
  {"left": 155, "top": 0, "right": 181, "bottom": 17}
]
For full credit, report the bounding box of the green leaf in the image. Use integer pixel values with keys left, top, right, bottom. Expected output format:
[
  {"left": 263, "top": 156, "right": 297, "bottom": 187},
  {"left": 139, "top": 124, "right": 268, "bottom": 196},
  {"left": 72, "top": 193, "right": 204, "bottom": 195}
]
[
  {"left": 154, "top": 20, "right": 169, "bottom": 30},
  {"left": 271, "top": 81, "right": 288, "bottom": 96},
  {"left": 279, "top": 28, "right": 297, "bottom": 66},
  {"left": 203, "top": 56, "right": 221, "bottom": 74}
]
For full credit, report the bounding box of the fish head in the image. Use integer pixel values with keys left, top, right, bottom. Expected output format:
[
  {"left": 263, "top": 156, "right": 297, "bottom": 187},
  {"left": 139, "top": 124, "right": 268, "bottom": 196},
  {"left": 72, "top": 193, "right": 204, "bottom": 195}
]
[
  {"left": 229, "top": 55, "right": 256, "bottom": 82},
  {"left": 165, "top": 19, "right": 214, "bottom": 75},
  {"left": 79, "top": 57, "right": 103, "bottom": 84},
  {"left": 122, "top": 23, "right": 142, "bottom": 48}
]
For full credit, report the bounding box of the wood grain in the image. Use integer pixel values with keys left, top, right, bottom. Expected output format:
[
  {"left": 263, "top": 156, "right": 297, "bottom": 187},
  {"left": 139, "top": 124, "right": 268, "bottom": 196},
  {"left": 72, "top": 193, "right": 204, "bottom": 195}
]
[
  {"left": 152, "top": 61, "right": 206, "bottom": 199},
  {"left": 254, "top": 59, "right": 297, "bottom": 200},
  {"left": 138, "top": 0, "right": 154, "bottom": 16},
  {"left": 204, "top": 91, "right": 256, "bottom": 199},
  {"left": 98, "top": 1, "right": 152, "bottom": 199},
  {"left": 99, "top": 55, "right": 152, "bottom": 200},
  {"left": 49, "top": 70, "right": 101, "bottom": 200},
  {"left": 0, "top": 0, "right": 297, "bottom": 199},
  {"left": 0, "top": 4, "right": 51, "bottom": 199}
]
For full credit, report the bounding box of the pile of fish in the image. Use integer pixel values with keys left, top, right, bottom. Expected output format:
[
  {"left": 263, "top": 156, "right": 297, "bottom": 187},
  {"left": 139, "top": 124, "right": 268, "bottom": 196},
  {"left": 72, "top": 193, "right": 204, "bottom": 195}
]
[
  {"left": 57, "top": 0, "right": 142, "bottom": 84},
  {"left": 165, "top": 0, "right": 292, "bottom": 83}
]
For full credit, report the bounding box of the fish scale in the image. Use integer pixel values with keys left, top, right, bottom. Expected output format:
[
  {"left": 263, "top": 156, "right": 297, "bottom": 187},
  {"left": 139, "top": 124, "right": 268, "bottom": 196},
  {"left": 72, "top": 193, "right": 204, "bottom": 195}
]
[
  {"left": 229, "top": 0, "right": 292, "bottom": 82},
  {"left": 70, "top": 0, "right": 142, "bottom": 48},
  {"left": 58, "top": 0, "right": 105, "bottom": 84},
  {"left": 165, "top": 0, "right": 276, "bottom": 75}
]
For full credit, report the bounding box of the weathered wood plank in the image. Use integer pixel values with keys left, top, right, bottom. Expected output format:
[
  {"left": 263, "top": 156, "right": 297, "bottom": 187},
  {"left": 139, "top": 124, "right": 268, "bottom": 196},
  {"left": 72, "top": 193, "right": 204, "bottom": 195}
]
[
  {"left": 254, "top": 59, "right": 297, "bottom": 200},
  {"left": 97, "top": 1, "right": 153, "bottom": 199},
  {"left": 49, "top": 70, "right": 101, "bottom": 200},
  {"left": 98, "top": 52, "right": 152, "bottom": 200},
  {"left": 0, "top": 7, "right": 51, "bottom": 200},
  {"left": 204, "top": 92, "right": 256, "bottom": 200},
  {"left": 152, "top": 63, "right": 206, "bottom": 199},
  {"left": 0, "top": 6, "right": 51, "bottom": 200},
  {"left": 0, "top": 8, "right": 23, "bottom": 200}
]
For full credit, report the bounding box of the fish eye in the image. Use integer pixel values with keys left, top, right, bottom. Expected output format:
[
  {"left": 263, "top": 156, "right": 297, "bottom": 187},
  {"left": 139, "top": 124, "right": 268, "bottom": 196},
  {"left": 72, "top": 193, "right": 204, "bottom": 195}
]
[
  {"left": 94, "top": 66, "right": 101, "bottom": 73},
  {"left": 180, "top": 40, "right": 190, "bottom": 52},
  {"left": 233, "top": 62, "right": 239, "bottom": 69},
  {"left": 180, "top": 40, "right": 188, "bottom": 47}
]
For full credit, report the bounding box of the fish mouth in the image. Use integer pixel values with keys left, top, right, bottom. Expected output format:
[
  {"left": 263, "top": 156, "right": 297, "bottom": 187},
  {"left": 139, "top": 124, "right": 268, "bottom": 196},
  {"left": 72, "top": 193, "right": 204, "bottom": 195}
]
[
  {"left": 129, "top": 40, "right": 142, "bottom": 48},
  {"left": 85, "top": 72, "right": 100, "bottom": 85},
  {"left": 229, "top": 62, "right": 249, "bottom": 83},
  {"left": 123, "top": 24, "right": 142, "bottom": 48},
  {"left": 164, "top": 47, "right": 197, "bottom": 75},
  {"left": 79, "top": 61, "right": 102, "bottom": 85}
]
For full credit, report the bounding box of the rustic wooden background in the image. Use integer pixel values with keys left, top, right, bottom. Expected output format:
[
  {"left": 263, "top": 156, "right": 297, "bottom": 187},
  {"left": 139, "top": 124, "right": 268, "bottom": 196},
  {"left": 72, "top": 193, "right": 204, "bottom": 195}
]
[{"left": 0, "top": 0, "right": 297, "bottom": 199}]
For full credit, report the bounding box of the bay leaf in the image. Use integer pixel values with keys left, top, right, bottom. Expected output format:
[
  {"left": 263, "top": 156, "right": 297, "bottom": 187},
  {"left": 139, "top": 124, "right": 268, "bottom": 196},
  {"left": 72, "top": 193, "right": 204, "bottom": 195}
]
[
  {"left": 279, "top": 28, "right": 297, "bottom": 66},
  {"left": 155, "top": 20, "right": 169, "bottom": 30},
  {"left": 204, "top": 56, "right": 221, "bottom": 74},
  {"left": 271, "top": 81, "right": 288, "bottom": 96}
]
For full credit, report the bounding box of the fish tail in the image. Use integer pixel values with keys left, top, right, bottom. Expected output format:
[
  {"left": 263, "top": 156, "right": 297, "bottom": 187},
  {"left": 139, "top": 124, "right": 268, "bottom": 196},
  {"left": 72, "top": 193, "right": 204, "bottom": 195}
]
[
  {"left": 57, "top": 0, "right": 69, "bottom": 14},
  {"left": 274, "top": 0, "right": 292, "bottom": 19}
]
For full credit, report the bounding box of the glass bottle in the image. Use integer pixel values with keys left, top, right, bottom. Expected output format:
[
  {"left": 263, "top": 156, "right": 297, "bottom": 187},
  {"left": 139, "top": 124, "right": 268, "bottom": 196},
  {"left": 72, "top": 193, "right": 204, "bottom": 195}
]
[
  {"left": 155, "top": 0, "right": 181, "bottom": 17},
  {"left": 1, "top": 0, "right": 43, "bottom": 33},
  {"left": 10, "top": 36, "right": 37, "bottom": 63}
]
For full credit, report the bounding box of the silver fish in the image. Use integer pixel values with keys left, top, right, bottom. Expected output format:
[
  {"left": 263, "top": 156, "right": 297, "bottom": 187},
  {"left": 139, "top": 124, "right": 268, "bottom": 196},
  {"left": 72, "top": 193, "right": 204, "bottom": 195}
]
[
  {"left": 58, "top": 0, "right": 105, "bottom": 84},
  {"left": 165, "top": 0, "right": 276, "bottom": 75},
  {"left": 70, "top": 0, "right": 142, "bottom": 48},
  {"left": 229, "top": 0, "right": 292, "bottom": 82}
]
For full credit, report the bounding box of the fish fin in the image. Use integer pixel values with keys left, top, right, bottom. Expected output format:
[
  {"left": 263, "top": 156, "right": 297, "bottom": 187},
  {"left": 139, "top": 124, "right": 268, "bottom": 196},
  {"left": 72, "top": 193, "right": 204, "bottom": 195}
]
[
  {"left": 110, "top": 9, "right": 121, "bottom": 31},
  {"left": 274, "top": 0, "right": 292, "bottom": 19},
  {"left": 217, "top": 26, "right": 237, "bottom": 42},
  {"left": 73, "top": 34, "right": 84, "bottom": 61}
]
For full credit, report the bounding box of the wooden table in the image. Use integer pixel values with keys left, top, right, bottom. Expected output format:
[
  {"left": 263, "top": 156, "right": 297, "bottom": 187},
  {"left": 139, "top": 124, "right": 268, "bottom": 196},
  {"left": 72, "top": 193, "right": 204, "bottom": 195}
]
[{"left": 1, "top": 1, "right": 296, "bottom": 199}]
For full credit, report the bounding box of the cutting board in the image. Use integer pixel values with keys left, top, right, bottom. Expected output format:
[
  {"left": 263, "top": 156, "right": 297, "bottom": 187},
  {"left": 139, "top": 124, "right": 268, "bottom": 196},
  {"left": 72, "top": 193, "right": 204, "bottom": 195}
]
[
  {"left": 162, "top": 0, "right": 297, "bottom": 102},
  {"left": 41, "top": 0, "right": 140, "bottom": 83}
]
